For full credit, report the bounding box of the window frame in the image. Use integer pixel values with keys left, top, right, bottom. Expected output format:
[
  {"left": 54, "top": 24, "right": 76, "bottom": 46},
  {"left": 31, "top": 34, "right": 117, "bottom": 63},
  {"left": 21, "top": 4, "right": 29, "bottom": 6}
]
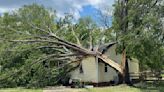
[
  {"left": 79, "top": 64, "right": 84, "bottom": 74},
  {"left": 105, "top": 63, "right": 108, "bottom": 72}
]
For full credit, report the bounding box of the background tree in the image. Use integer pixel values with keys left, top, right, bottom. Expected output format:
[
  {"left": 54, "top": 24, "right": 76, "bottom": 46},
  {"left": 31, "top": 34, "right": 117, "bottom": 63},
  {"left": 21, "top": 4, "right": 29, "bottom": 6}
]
[{"left": 113, "top": 0, "right": 164, "bottom": 84}]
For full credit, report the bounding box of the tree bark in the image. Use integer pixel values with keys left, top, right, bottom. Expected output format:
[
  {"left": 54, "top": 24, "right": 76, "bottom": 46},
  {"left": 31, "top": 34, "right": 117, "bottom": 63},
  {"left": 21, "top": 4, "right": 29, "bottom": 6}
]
[
  {"left": 116, "top": 0, "right": 132, "bottom": 85},
  {"left": 117, "top": 60, "right": 131, "bottom": 85},
  {"left": 118, "top": 49, "right": 132, "bottom": 85}
]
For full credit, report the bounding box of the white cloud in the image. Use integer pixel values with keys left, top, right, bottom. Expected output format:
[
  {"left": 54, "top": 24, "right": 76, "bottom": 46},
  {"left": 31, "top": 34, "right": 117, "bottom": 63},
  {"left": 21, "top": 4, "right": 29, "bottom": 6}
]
[
  {"left": 0, "top": 0, "right": 115, "bottom": 19},
  {"left": 0, "top": 7, "right": 17, "bottom": 16},
  {"left": 0, "top": 8, "right": 8, "bottom": 13}
]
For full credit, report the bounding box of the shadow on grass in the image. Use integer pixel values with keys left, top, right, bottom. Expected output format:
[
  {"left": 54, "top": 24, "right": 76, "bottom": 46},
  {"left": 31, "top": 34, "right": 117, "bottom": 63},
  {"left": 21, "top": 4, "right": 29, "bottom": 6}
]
[{"left": 132, "top": 82, "right": 164, "bottom": 92}]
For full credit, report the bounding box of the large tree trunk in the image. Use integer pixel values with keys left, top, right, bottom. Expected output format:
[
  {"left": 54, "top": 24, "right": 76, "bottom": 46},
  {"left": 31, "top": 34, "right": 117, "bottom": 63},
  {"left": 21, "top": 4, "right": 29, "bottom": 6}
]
[
  {"left": 118, "top": 60, "right": 131, "bottom": 85},
  {"left": 124, "top": 59, "right": 131, "bottom": 85},
  {"left": 117, "top": 0, "right": 132, "bottom": 85},
  {"left": 118, "top": 49, "right": 132, "bottom": 85}
]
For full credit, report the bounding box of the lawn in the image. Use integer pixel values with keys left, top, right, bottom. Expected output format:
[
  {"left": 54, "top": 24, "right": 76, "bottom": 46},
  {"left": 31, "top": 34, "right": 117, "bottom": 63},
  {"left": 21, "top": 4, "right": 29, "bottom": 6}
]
[
  {"left": 1, "top": 83, "right": 164, "bottom": 92},
  {"left": 83, "top": 85, "right": 143, "bottom": 92},
  {"left": 0, "top": 88, "right": 42, "bottom": 92},
  {"left": 82, "top": 84, "right": 164, "bottom": 92},
  {"left": 162, "top": 74, "right": 164, "bottom": 77}
]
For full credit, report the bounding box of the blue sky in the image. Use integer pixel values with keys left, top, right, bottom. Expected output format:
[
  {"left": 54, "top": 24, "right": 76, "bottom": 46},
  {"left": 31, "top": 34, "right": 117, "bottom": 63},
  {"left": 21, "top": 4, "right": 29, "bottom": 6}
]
[
  {"left": 80, "top": 5, "right": 113, "bottom": 26},
  {"left": 0, "top": 0, "right": 114, "bottom": 26}
]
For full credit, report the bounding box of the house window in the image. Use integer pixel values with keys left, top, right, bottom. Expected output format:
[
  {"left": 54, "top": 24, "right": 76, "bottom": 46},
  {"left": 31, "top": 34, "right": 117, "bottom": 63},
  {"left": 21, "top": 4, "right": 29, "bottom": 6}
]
[
  {"left": 79, "top": 64, "right": 84, "bottom": 73},
  {"left": 105, "top": 64, "right": 108, "bottom": 72}
]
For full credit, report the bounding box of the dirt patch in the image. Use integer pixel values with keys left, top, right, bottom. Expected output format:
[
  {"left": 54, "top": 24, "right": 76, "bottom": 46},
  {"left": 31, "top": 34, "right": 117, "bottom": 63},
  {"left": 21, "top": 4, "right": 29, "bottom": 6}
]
[{"left": 43, "top": 86, "right": 84, "bottom": 92}]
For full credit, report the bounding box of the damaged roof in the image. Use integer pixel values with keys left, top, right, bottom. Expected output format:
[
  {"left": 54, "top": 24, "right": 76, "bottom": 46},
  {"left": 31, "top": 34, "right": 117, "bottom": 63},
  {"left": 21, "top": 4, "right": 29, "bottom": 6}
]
[{"left": 98, "top": 42, "right": 117, "bottom": 54}]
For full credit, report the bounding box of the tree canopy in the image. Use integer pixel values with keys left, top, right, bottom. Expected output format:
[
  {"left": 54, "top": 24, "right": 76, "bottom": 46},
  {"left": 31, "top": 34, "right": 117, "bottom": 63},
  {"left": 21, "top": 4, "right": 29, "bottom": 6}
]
[{"left": 113, "top": 0, "right": 164, "bottom": 71}]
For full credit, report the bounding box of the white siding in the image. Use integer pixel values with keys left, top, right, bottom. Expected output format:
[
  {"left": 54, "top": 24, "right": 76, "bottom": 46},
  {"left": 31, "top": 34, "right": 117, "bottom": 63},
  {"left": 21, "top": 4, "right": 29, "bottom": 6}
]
[
  {"left": 128, "top": 59, "right": 139, "bottom": 79},
  {"left": 97, "top": 44, "right": 120, "bottom": 82},
  {"left": 105, "top": 45, "right": 122, "bottom": 65},
  {"left": 70, "top": 56, "right": 98, "bottom": 83},
  {"left": 98, "top": 62, "right": 118, "bottom": 82}
]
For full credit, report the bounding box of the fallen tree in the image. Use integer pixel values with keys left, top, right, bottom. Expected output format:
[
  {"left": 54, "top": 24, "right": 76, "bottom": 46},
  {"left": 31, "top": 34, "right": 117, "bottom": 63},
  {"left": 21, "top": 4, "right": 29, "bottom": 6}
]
[{"left": 0, "top": 4, "right": 125, "bottom": 87}]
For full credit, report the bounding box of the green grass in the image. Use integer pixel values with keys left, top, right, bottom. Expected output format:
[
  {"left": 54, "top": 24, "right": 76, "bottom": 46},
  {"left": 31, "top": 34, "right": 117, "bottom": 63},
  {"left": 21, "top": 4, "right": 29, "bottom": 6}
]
[
  {"left": 0, "top": 88, "right": 42, "bottom": 92},
  {"left": 162, "top": 74, "right": 164, "bottom": 77},
  {"left": 80, "top": 83, "right": 164, "bottom": 92},
  {"left": 0, "top": 83, "right": 164, "bottom": 92},
  {"left": 83, "top": 85, "right": 142, "bottom": 92}
]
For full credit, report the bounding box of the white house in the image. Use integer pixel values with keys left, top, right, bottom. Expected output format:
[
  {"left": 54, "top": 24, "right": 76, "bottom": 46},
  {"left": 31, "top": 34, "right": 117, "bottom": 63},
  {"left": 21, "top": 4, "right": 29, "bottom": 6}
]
[{"left": 70, "top": 42, "right": 139, "bottom": 86}]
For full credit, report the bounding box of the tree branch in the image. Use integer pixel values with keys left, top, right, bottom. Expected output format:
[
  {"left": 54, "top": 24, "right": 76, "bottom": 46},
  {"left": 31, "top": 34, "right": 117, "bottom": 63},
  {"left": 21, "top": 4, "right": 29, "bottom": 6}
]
[
  {"left": 98, "top": 55, "right": 123, "bottom": 74},
  {"left": 89, "top": 30, "right": 93, "bottom": 50},
  {"left": 49, "top": 33, "right": 99, "bottom": 55},
  {"left": 71, "top": 26, "right": 82, "bottom": 46}
]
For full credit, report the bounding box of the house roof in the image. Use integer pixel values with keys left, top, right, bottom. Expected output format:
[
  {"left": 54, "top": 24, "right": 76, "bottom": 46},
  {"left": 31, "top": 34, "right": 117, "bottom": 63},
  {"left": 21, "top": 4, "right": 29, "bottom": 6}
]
[{"left": 98, "top": 42, "right": 117, "bottom": 54}]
